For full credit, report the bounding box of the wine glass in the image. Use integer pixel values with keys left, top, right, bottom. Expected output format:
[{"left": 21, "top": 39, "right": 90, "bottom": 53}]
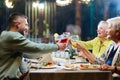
[
  {"left": 70, "top": 35, "right": 80, "bottom": 59},
  {"left": 70, "top": 35, "right": 79, "bottom": 48}
]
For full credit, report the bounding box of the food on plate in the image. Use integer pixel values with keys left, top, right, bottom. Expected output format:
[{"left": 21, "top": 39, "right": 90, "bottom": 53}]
[
  {"left": 30, "top": 63, "right": 41, "bottom": 69},
  {"left": 80, "top": 64, "right": 100, "bottom": 70},
  {"left": 43, "top": 61, "right": 54, "bottom": 66},
  {"left": 64, "top": 64, "right": 75, "bottom": 69},
  {"left": 92, "top": 64, "right": 100, "bottom": 68},
  {"left": 30, "top": 61, "right": 54, "bottom": 69},
  {"left": 31, "top": 66, "right": 39, "bottom": 69},
  {"left": 80, "top": 64, "right": 89, "bottom": 68}
]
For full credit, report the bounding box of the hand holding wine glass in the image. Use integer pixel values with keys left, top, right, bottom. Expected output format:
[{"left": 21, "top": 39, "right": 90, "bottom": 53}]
[{"left": 70, "top": 35, "right": 79, "bottom": 48}]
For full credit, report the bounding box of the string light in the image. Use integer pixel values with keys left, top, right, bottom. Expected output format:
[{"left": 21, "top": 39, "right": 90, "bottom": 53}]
[
  {"left": 5, "top": 0, "right": 14, "bottom": 8},
  {"left": 78, "top": 0, "right": 92, "bottom": 4},
  {"left": 56, "top": 0, "right": 92, "bottom": 6},
  {"left": 56, "top": 0, "right": 72, "bottom": 6}
]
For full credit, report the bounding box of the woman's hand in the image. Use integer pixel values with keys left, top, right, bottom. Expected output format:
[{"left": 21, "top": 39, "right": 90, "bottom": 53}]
[
  {"left": 76, "top": 43, "right": 87, "bottom": 51},
  {"left": 74, "top": 42, "right": 95, "bottom": 63},
  {"left": 78, "top": 51, "right": 87, "bottom": 59}
]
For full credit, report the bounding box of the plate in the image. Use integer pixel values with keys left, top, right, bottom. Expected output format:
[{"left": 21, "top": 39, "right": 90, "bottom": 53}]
[
  {"left": 41, "top": 65, "right": 56, "bottom": 69},
  {"left": 63, "top": 67, "right": 77, "bottom": 70},
  {"left": 80, "top": 67, "right": 98, "bottom": 70},
  {"left": 30, "top": 64, "right": 41, "bottom": 69},
  {"left": 79, "top": 64, "right": 100, "bottom": 70}
]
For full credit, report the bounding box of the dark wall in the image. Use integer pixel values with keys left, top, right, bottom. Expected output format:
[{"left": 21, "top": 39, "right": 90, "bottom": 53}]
[
  {"left": 56, "top": 3, "right": 75, "bottom": 34},
  {"left": 0, "top": 0, "right": 119, "bottom": 40}
]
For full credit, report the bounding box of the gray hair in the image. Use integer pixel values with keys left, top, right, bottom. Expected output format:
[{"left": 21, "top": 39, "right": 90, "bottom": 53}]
[
  {"left": 97, "top": 20, "right": 108, "bottom": 30},
  {"left": 106, "top": 17, "right": 120, "bottom": 31}
]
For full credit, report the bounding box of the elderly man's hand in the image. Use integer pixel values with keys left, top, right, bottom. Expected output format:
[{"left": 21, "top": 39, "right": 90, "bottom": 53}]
[{"left": 99, "top": 64, "right": 114, "bottom": 72}]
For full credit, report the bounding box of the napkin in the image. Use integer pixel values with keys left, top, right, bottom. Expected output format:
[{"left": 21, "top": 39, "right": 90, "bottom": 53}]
[{"left": 39, "top": 53, "right": 53, "bottom": 63}]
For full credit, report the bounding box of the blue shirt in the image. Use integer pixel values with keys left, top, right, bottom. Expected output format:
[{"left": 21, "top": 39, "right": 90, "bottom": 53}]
[{"left": 105, "top": 46, "right": 118, "bottom": 65}]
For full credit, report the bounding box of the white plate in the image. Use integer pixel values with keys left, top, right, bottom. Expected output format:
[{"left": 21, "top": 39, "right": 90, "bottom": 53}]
[
  {"left": 41, "top": 65, "right": 56, "bottom": 69},
  {"left": 79, "top": 64, "right": 100, "bottom": 70},
  {"left": 63, "top": 67, "right": 77, "bottom": 70}
]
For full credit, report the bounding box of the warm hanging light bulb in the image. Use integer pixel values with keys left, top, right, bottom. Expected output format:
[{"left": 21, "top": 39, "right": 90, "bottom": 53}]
[
  {"left": 5, "top": 0, "right": 14, "bottom": 8},
  {"left": 78, "top": 0, "right": 92, "bottom": 4},
  {"left": 56, "top": 0, "right": 72, "bottom": 6}
]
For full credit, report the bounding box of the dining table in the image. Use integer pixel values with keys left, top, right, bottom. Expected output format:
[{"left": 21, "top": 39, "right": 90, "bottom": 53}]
[{"left": 29, "top": 65, "right": 113, "bottom": 80}]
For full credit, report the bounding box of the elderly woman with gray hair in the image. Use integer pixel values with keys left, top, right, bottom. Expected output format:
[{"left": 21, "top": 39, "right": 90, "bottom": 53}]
[{"left": 78, "top": 21, "right": 112, "bottom": 58}]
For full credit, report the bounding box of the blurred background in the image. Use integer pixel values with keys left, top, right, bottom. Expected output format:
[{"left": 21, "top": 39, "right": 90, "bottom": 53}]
[{"left": 0, "top": 0, "right": 120, "bottom": 42}]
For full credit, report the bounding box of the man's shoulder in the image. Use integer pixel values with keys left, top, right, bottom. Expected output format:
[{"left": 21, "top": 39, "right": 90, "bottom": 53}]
[
  {"left": 1, "top": 31, "right": 20, "bottom": 35},
  {"left": 1, "top": 31, "right": 24, "bottom": 40}
]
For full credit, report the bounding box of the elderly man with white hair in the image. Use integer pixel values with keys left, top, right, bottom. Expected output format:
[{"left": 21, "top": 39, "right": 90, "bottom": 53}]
[
  {"left": 99, "top": 17, "right": 120, "bottom": 77},
  {"left": 75, "top": 17, "right": 120, "bottom": 79}
]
